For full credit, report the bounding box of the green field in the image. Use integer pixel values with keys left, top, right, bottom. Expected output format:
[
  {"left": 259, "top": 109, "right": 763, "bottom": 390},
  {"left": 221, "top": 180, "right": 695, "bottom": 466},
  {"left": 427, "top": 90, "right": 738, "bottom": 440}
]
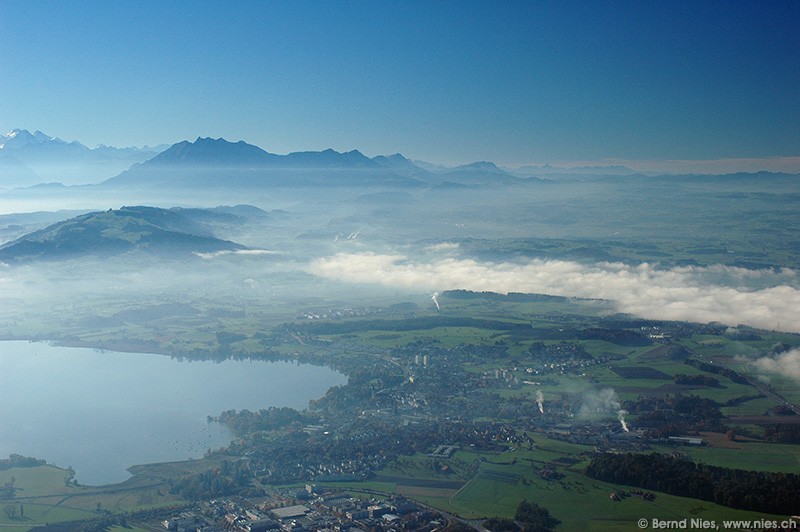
[
  {"left": 649, "top": 440, "right": 800, "bottom": 473},
  {"left": 372, "top": 444, "right": 789, "bottom": 531},
  {"left": 0, "top": 464, "right": 186, "bottom": 531}
]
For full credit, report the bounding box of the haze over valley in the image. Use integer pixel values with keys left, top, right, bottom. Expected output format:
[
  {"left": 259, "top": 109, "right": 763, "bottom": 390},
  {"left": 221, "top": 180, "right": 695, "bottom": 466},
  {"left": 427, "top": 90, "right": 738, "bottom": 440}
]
[{"left": 2, "top": 133, "right": 800, "bottom": 337}]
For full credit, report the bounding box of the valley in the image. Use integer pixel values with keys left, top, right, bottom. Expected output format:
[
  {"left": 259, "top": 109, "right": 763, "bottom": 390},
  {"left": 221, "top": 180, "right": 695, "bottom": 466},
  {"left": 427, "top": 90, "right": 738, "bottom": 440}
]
[{"left": 1, "top": 289, "right": 799, "bottom": 531}]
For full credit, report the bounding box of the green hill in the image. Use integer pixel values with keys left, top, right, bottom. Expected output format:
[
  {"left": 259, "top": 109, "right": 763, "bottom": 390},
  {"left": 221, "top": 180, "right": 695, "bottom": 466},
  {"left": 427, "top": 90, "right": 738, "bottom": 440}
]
[{"left": 0, "top": 205, "right": 248, "bottom": 262}]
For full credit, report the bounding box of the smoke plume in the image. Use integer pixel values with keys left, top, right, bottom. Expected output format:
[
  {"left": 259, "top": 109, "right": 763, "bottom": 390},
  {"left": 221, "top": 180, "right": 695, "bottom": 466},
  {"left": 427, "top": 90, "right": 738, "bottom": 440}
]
[
  {"left": 578, "top": 387, "right": 621, "bottom": 418},
  {"left": 618, "top": 409, "right": 630, "bottom": 432}
]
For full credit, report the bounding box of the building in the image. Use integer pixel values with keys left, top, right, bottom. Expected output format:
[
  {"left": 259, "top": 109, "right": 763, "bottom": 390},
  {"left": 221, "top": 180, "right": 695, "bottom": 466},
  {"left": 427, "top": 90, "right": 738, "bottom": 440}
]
[{"left": 270, "top": 505, "right": 310, "bottom": 521}]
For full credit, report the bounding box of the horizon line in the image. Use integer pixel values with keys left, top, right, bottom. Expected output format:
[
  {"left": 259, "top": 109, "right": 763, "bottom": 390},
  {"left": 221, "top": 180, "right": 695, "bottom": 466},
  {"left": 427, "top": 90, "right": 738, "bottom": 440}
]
[{"left": 4, "top": 128, "right": 800, "bottom": 175}]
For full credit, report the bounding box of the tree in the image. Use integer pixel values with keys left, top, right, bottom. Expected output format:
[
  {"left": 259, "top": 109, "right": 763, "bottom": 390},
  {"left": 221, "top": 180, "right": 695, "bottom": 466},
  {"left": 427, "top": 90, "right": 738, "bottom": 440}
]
[{"left": 515, "top": 500, "right": 559, "bottom": 532}]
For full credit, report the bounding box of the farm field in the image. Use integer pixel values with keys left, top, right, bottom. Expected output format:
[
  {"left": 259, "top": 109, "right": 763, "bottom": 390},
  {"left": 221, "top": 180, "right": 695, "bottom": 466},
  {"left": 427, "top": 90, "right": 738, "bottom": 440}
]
[{"left": 332, "top": 436, "right": 791, "bottom": 531}]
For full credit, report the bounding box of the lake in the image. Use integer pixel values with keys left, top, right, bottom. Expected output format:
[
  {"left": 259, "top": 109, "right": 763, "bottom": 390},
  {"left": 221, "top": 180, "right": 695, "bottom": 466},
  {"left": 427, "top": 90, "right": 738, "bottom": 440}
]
[{"left": 0, "top": 341, "right": 346, "bottom": 485}]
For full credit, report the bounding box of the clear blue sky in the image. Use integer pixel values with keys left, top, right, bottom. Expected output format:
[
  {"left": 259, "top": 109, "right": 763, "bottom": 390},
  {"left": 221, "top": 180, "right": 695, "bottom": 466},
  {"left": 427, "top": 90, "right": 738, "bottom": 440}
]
[{"left": 1, "top": 1, "right": 798, "bottom": 167}]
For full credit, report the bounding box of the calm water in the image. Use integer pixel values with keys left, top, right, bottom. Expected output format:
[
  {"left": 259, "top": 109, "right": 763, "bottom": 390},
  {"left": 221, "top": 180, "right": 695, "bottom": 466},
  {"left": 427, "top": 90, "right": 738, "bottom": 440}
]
[{"left": 0, "top": 341, "right": 346, "bottom": 485}]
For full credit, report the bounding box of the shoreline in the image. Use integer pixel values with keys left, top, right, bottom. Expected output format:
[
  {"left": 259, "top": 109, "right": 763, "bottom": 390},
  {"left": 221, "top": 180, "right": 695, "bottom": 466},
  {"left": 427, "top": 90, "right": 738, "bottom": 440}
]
[{"left": 0, "top": 338, "right": 347, "bottom": 487}]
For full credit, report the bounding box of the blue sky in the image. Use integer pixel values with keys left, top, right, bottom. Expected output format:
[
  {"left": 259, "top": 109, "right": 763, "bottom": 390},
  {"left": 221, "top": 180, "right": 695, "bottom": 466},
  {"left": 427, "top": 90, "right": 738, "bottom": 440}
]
[{"left": 1, "top": 1, "right": 798, "bottom": 168}]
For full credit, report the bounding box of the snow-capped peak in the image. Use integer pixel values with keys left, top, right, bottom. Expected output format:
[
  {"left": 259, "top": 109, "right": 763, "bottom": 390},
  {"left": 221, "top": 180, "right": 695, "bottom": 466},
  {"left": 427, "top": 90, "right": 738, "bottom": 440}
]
[
  {"left": 0, "top": 129, "right": 76, "bottom": 150},
  {"left": 33, "top": 130, "right": 57, "bottom": 142}
]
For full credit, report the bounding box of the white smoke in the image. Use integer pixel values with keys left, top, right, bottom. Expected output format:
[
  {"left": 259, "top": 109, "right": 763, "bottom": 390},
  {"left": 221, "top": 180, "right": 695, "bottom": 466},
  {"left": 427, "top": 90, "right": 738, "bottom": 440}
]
[
  {"left": 578, "top": 387, "right": 621, "bottom": 418},
  {"left": 618, "top": 409, "right": 630, "bottom": 432},
  {"left": 431, "top": 291, "right": 440, "bottom": 310},
  {"left": 573, "top": 388, "right": 631, "bottom": 430},
  {"left": 307, "top": 252, "right": 800, "bottom": 333},
  {"left": 536, "top": 390, "right": 544, "bottom": 414}
]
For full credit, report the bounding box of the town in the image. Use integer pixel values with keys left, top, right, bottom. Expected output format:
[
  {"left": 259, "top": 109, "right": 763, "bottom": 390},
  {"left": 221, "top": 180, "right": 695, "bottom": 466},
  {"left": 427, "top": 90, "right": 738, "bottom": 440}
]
[{"left": 156, "top": 488, "right": 450, "bottom": 532}]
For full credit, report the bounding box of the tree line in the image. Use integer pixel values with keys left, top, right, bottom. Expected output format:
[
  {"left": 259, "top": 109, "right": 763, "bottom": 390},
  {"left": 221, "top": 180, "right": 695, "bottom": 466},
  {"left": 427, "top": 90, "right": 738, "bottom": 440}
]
[{"left": 586, "top": 452, "right": 799, "bottom": 515}]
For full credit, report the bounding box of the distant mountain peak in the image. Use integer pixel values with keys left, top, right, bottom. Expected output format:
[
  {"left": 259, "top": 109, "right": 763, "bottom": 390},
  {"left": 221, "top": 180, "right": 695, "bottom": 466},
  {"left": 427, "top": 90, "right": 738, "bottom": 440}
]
[
  {"left": 456, "top": 161, "right": 500, "bottom": 171},
  {"left": 432, "top": 159, "right": 531, "bottom": 185},
  {"left": 193, "top": 136, "right": 240, "bottom": 144},
  {"left": 33, "top": 130, "right": 58, "bottom": 141},
  {"left": 147, "top": 136, "right": 277, "bottom": 166},
  {"left": 284, "top": 147, "right": 374, "bottom": 167},
  {"left": 1, "top": 128, "right": 83, "bottom": 150},
  {"left": 371, "top": 153, "right": 421, "bottom": 173},
  {"left": 1, "top": 128, "right": 35, "bottom": 148}
]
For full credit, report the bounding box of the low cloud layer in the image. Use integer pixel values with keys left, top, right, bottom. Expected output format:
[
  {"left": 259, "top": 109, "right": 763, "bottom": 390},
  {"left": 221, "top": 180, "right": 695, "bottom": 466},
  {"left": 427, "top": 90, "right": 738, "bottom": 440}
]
[
  {"left": 307, "top": 252, "right": 800, "bottom": 332},
  {"left": 751, "top": 349, "right": 800, "bottom": 380},
  {"left": 193, "top": 249, "right": 283, "bottom": 260},
  {"left": 552, "top": 156, "right": 800, "bottom": 175}
]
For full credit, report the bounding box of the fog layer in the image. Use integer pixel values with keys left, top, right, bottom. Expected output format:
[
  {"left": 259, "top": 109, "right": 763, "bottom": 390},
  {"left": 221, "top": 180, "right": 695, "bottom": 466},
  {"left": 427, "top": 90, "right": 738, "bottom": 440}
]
[{"left": 308, "top": 252, "right": 800, "bottom": 332}]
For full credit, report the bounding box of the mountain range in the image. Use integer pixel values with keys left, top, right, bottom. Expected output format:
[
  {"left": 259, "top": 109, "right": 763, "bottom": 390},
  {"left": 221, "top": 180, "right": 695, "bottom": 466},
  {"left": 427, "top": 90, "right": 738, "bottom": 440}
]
[
  {"left": 101, "top": 136, "right": 545, "bottom": 190},
  {"left": 0, "top": 129, "right": 164, "bottom": 187},
  {"left": 3, "top": 129, "right": 794, "bottom": 194},
  {"left": 0, "top": 205, "right": 258, "bottom": 263},
  {"left": 1, "top": 129, "right": 537, "bottom": 190},
  {"left": 102, "top": 137, "right": 425, "bottom": 189}
]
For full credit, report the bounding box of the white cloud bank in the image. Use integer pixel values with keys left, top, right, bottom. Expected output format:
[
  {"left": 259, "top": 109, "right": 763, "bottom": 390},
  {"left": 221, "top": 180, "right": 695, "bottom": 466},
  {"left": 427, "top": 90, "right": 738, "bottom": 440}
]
[
  {"left": 751, "top": 349, "right": 800, "bottom": 380},
  {"left": 307, "top": 253, "right": 800, "bottom": 332}
]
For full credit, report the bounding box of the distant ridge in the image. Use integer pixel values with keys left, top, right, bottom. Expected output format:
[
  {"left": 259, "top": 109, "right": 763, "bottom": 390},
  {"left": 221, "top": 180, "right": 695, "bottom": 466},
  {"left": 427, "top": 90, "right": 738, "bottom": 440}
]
[
  {"left": 0, "top": 129, "right": 560, "bottom": 190},
  {"left": 149, "top": 137, "right": 280, "bottom": 166},
  {"left": 0, "top": 129, "right": 80, "bottom": 151},
  {"left": 432, "top": 160, "right": 536, "bottom": 186},
  {"left": 515, "top": 163, "right": 636, "bottom": 177},
  {"left": 102, "top": 137, "right": 423, "bottom": 189},
  {"left": 3, "top": 128, "right": 798, "bottom": 189},
  {"left": 372, "top": 153, "right": 418, "bottom": 170},
  {"left": 100, "top": 136, "right": 552, "bottom": 190},
  {"left": 127, "top": 137, "right": 381, "bottom": 170}
]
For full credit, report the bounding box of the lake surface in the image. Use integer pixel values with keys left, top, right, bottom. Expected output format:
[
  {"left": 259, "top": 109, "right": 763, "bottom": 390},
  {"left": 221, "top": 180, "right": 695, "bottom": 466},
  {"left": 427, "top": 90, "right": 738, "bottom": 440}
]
[{"left": 0, "top": 341, "right": 346, "bottom": 485}]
